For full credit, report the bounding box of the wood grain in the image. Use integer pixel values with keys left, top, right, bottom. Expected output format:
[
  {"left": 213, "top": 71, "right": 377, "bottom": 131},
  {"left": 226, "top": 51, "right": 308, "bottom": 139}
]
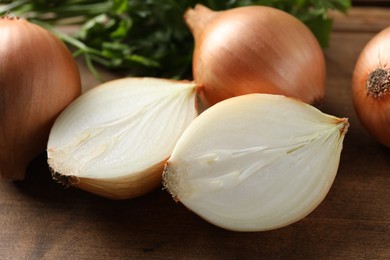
[
  {"left": 331, "top": 7, "right": 390, "bottom": 32},
  {"left": 1, "top": 7, "right": 390, "bottom": 260}
]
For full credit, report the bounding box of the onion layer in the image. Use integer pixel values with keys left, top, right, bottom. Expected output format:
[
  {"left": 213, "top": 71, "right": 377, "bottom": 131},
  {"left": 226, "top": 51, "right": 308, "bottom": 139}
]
[
  {"left": 352, "top": 26, "right": 390, "bottom": 148},
  {"left": 0, "top": 16, "right": 81, "bottom": 180},
  {"left": 186, "top": 4, "right": 326, "bottom": 107}
]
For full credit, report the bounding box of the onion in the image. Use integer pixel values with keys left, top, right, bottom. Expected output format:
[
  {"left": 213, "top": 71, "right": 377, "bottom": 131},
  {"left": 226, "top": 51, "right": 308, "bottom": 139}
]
[
  {"left": 0, "top": 16, "right": 81, "bottom": 180},
  {"left": 352, "top": 26, "right": 390, "bottom": 148},
  {"left": 185, "top": 4, "right": 326, "bottom": 107},
  {"left": 47, "top": 78, "right": 198, "bottom": 199},
  {"left": 163, "top": 94, "right": 348, "bottom": 231}
]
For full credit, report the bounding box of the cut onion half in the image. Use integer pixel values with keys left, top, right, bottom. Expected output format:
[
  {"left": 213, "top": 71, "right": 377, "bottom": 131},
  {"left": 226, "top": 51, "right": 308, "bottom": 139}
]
[
  {"left": 163, "top": 94, "right": 348, "bottom": 231},
  {"left": 47, "top": 77, "right": 198, "bottom": 199}
]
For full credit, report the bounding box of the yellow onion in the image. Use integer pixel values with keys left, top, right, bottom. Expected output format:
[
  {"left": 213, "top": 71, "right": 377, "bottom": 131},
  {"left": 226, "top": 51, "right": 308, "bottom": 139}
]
[
  {"left": 352, "top": 26, "right": 390, "bottom": 148},
  {"left": 0, "top": 16, "right": 81, "bottom": 180},
  {"left": 47, "top": 78, "right": 198, "bottom": 199},
  {"left": 185, "top": 4, "right": 326, "bottom": 107},
  {"left": 163, "top": 94, "right": 348, "bottom": 231}
]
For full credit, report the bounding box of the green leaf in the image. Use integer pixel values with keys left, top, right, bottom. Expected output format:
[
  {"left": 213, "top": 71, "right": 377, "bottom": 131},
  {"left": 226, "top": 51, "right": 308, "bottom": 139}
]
[
  {"left": 113, "top": 0, "right": 128, "bottom": 14},
  {"left": 110, "top": 16, "right": 132, "bottom": 39},
  {"left": 305, "top": 16, "right": 333, "bottom": 48},
  {"left": 329, "top": 0, "right": 351, "bottom": 13}
]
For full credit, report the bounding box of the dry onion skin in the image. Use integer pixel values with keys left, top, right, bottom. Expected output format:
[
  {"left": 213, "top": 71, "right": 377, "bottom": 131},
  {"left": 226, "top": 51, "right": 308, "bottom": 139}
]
[
  {"left": 185, "top": 4, "right": 326, "bottom": 107},
  {"left": 352, "top": 26, "right": 390, "bottom": 148},
  {"left": 0, "top": 16, "right": 81, "bottom": 180},
  {"left": 47, "top": 77, "right": 198, "bottom": 200},
  {"left": 163, "top": 94, "right": 348, "bottom": 232}
]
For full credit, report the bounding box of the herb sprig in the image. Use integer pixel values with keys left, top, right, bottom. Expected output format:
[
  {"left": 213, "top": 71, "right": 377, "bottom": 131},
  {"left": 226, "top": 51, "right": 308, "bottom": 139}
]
[{"left": 0, "top": 0, "right": 351, "bottom": 79}]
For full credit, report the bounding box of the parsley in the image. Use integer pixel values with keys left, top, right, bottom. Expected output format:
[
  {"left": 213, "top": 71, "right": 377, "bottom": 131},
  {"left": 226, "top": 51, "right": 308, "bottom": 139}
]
[{"left": 0, "top": 0, "right": 351, "bottom": 79}]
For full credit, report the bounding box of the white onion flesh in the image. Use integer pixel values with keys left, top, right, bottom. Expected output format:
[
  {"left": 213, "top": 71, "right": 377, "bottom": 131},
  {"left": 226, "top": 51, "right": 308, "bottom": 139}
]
[
  {"left": 163, "top": 94, "right": 348, "bottom": 231},
  {"left": 47, "top": 77, "right": 198, "bottom": 199}
]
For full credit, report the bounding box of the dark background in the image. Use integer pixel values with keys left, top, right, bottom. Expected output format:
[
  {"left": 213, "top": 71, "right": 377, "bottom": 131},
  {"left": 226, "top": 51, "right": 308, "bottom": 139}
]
[{"left": 353, "top": 0, "right": 390, "bottom": 6}]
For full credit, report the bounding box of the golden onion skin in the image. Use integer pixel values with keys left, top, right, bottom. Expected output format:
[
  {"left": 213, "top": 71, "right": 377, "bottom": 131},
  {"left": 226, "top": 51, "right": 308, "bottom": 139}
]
[
  {"left": 0, "top": 17, "right": 81, "bottom": 180},
  {"left": 352, "top": 26, "right": 390, "bottom": 148}
]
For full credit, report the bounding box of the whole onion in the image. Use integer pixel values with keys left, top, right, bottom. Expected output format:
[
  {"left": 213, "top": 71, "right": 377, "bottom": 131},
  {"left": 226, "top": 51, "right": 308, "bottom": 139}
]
[
  {"left": 185, "top": 4, "right": 326, "bottom": 107},
  {"left": 0, "top": 16, "right": 81, "bottom": 180},
  {"left": 352, "top": 26, "right": 390, "bottom": 148}
]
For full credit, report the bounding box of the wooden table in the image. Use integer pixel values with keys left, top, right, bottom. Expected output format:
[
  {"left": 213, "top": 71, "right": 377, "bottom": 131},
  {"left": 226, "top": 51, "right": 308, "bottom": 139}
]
[{"left": 1, "top": 7, "right": 390, "bottom": 259}]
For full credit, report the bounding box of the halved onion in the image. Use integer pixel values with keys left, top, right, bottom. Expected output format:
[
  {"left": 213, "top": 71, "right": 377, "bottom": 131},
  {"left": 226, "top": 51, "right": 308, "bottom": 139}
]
[
  {"left": 163, "top": 94, "right": 348, "bottom": 231},
  {"left": 48, "top": 77, "right": 198, "bottom": 199}
]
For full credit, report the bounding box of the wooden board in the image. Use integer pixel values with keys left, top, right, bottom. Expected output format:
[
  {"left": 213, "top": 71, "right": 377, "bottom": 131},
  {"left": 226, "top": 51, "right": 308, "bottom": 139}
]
[{"left": 1, "top": 7, "right": 390, "bottom": 259}]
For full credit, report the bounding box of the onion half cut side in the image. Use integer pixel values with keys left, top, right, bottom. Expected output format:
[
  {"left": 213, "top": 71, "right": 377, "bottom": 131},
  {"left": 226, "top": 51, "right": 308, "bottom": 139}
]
[
  {"left": 163, "top": 94, "right": 348, "bottom": 231},
  {"left": 48, "top": 77, "right": 198, "bottom": 199}
]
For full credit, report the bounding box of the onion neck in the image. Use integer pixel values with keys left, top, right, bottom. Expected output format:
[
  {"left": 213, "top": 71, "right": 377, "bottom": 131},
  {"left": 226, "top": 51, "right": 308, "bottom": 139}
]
[
  {"left": 366, "top": 68, "right": 390, "bottom": 97},
  {"left": 184, "top": 4, "right": 217, "bottom": 41}
]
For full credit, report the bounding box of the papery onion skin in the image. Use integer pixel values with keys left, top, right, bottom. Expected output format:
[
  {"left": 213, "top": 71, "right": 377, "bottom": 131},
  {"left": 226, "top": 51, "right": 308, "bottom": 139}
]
[
  {"left": 352, "top": 26, "right": 390, "bottom": 148},
  {"left": 0, "top": 16, "right": 81, "bottom": 180},
  {"left": 186, "top": 4, "right": 326, "bottom": 107}
]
